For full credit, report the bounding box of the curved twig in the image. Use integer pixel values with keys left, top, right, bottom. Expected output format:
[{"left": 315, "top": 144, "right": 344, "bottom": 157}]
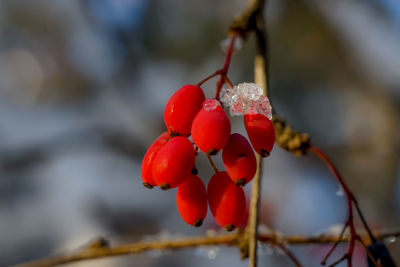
[{"left": 16, "top": 229, "right": 400, "bottom": 267}]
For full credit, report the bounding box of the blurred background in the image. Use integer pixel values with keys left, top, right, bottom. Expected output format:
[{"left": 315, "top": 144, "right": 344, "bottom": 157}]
[{"left": 0, "top": 0, "right": 399, "bottom": 266}]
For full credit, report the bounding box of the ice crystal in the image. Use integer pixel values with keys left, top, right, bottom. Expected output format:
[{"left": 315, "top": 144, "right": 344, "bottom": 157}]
[
  {"left": 220, "top": 82, "right": 272, "bottom": 118},
  {"left": 203, "top": 99, "right": 221, "bottom": 111}
]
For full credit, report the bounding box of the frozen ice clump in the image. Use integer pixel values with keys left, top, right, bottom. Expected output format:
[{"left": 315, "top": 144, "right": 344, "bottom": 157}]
[
  {"left": 220, "top": 82, "right": 272, "bottom": 119},
  {"left": 203, "top": 99, "right": 221, "bottom": 111}
]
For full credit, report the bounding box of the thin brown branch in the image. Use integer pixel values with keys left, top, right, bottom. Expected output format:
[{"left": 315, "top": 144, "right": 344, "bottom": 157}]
[
  {"left": 352, "top": 196, "right": 377, "bottom": 243},
  {"left": 16, "top": 234, "right": 240, "bottom": 267},
  {"left": 17, "top": 229, "right": 400, "bottom": 267},
  {"left": 247, "top": 154, "right": 263, "bottom": 267},
  {"left": 310, "top": 145, "right": 357, "bottom": 267},
  {"left": 321, "top": 222, "right": 348, "bottom": 265},
  {"left": 328, "top": 254, "right": 348, "bottom": 267},
  {"left": 259, "top": 228, "right": 400, "bottom": 244},
  {"left": 229, "top": 0, "right": 265, "bottom": 38},
  {"left": 247, "top": 5, "right": 269, "bottom": 267},
  {"left": 276, "top": 243, "right": 304, "bottom": 267}
]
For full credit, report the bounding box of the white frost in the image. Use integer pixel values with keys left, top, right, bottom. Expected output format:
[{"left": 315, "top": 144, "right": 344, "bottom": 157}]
[
  {"left": 220, "top": 82, "right": 272, "bottom": 119},
  {"left": 203, "top": 99, "right": 221, "bottom": 111}
]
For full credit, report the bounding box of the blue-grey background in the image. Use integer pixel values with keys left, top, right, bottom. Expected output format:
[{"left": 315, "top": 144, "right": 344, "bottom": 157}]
[{"left": 0, "top": 0, "right": 399, "bottom": 266}]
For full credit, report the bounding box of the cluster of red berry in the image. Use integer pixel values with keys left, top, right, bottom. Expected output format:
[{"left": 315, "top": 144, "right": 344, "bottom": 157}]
[{"left": 141, "top": 84, "right": 275, "bottom": 231}]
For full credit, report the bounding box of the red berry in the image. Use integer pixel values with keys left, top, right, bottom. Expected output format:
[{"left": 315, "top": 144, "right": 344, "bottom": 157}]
[
  {"left": 207, "top": 172, "right": 246, "bottom": 231},
  {"left": 176, "top": 174, "right": 207, "bottom": 227},
  {"left": 222, "top": 133, "right": 257, "bottom": 186},
  {"left": 244, "top": 113, "right": 275, "bottom": 157},
  {"left": 152, "top": 136, "right": 196, "bottom": 190},
  {"left": 141, "top": 132, "right": 171, "bottom": 189},
  {"left": 164, "top": 85, "right": 205, "bottom": 137},
  {"left": 191, "top": 99, "right": 231, "bottom": 154}
]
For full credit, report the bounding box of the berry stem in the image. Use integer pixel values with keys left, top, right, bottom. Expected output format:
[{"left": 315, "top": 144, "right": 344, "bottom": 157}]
[
  {"left": 222, "top": 34, "right": 237, "bottom": 75},
  {"left": 206, "top": 154, "right": 219, "bottom": 173},
  {"left": 215, "top": 76, "right": 225, "bottom": 101},
  {"left": 224, "top": 76, "right": 234, "bottom": 88},
  {"left": 215, "top": 34, "right": 237, "bottom": 100},
  {"left": 197, "top": 70, "right": 222, "bottom": 86},
  {"left": 197, "top": 34, "right": 237, "bottom": 98},
  {"left": 276, "top": 243, "right": 304, "bottom": 267},
  {"left": 197, "top": 34, "right": 236, "bottom": 103}
]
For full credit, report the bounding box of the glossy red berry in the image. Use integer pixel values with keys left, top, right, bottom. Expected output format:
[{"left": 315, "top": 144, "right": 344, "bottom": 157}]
[
  {"left": 207, "top": 172, "right": 246, "bottom": 231},
  {"left": 152, "top": 136, "right": 196, "bottom": 190},
  {"left": 222, "top": 133, "right": 257, "bottom": 186},
  {"left": 141, "top": 132, "right": 171, "bottom": 189},
  {"left": 176, "top": 174, "right": 207, "bottom": 227},
  {"left": 164, "top": 85, "right": 205, "bottom": 137},
  {"left": 191, "top": 99, "right": 231, "bottom": 155},
  {"left": 244, "top": 113, "right": 275, "bottom": 157}
]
